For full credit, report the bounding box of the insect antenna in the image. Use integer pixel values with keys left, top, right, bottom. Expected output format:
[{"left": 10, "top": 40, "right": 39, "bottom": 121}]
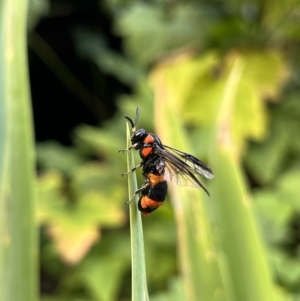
[{"left": 124, "top": 107, "right": 140, "bottom": 132}]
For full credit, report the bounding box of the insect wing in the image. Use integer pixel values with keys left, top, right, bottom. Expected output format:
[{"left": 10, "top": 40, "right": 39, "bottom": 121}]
[
  {"left": 163, "top": 145, "right": 214, "bottom": 179},
  {"left": 154, "top": 146, "right": 210, "bottom": 195},
  {"left": 163, "top": 161, "right": 202, "bottom": 187}
]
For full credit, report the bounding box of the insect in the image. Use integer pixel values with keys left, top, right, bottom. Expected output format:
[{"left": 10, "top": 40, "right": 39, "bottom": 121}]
[{"left": 119, "top": 107, "right": 214, "bottom": 216}]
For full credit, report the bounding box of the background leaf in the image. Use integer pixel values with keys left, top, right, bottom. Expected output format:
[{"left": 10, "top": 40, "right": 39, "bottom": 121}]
[{"left": 0, "top": 0, "right": 37, "bottom": 300}]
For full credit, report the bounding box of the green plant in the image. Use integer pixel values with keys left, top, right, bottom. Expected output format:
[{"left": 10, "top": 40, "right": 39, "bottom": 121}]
[
  {"left": 29, "top": 0, "right": 300, "bottom": 300},
  {"left": 0, "top": 1, "right": 37, "bottom": 300},
  {"left": 124, "top": 122, "right": 149, "bottom": 300}
]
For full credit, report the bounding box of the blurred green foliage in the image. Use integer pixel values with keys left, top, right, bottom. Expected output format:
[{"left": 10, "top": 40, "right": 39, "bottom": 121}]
[
  {"left": 25, "top": 0, "right": 300, "bottom": 300},
  {"left": 37, "top": 101, "right": 177, "bottom": 301}
]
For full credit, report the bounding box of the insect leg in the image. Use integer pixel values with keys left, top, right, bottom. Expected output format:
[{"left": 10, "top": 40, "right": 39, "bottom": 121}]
[
  {"left": 121, "top": 163, "right": 143, "bottom": 177},
  {"left": 118, "top": 143, "right": 138, "bottom": 154},
  {"left": 125, "top": 181, "right": 150, "bottom": 204}
]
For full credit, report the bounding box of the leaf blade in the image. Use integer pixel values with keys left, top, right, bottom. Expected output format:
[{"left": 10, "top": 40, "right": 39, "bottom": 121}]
[
  {"left": 125, "top": 123, "right": 149, "bottom": 301},
  {"left": 0, "top": 0, "right": 38, "bottom": 300}
]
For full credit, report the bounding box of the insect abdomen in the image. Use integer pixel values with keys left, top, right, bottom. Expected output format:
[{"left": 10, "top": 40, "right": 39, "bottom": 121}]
[{"left": 138, "top": 180, "right": 167, "bottom": 216}]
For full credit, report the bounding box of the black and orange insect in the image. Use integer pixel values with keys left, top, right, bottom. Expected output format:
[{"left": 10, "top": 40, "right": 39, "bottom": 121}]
[{"left": 119, "top": 107, "right": 214, "bottom": 216}]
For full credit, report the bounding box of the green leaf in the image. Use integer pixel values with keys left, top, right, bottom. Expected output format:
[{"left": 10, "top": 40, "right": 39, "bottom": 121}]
[
  {"left": 0, "top": 0, "right": 37, "bottom": 300},
  {"left": 151, "top": 69, "right": 232, "bottom": 301},
  {"left": 116, "top": 3, "right": 211, "bottom": 65},
  {"left": 271, "top": 250, "right": 300, "bottom": 288},
  {"left": 36, "top": 141, "right": 84, "bottom": 173},
  {"left": 79, "top": 251, "right": 129, "bottom": 301},
  {"left": 151, "top": 52, "right": 278, "bottom": 301},
  {"left": 37, "top": 171, "right": 126, "bottom": 264},
  {"left": 151, "top": 277, "right": 185, "bottom": 301},
  {"left": 276, "top": 168, "right": 300, "bottom": 212},
  {"left": 70, "top": 162, "right": 126, "bottom": 197},
  {"left": 74, "top": 29, "right": 144, "bottom": 86},
  {"left": 209, "top": 57, "right": 275, "bottom": 301},
  {"left": 245, "top": 121, "right": 289, "bottom": 185},
  {"left": 253, "top": 190, "right": 292, "bottom": 245},
  {"left": 154, "top": 50, "right": 287, "bottom": 154},
  {"left": 124, "top": 122, "right": 149, "bottom": 301},
  {"left": 246, "top": 92, "right": 300, "bottom": 184}
]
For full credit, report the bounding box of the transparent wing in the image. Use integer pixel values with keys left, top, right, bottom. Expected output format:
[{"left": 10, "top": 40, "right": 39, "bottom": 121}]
[
  {"left": 163, "top": 161, "right": 204, "bottom": 187},
  {"left": 153, "top": 145, "right": 213, "bottom": 195},
  {"left": 163, "top": 145, "right": 214, "bottom": 179}
]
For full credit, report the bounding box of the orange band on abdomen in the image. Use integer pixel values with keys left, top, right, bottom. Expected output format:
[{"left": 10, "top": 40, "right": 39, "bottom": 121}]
[{"left": 140, "top": 196, "right": 163, "bottom": 210}]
